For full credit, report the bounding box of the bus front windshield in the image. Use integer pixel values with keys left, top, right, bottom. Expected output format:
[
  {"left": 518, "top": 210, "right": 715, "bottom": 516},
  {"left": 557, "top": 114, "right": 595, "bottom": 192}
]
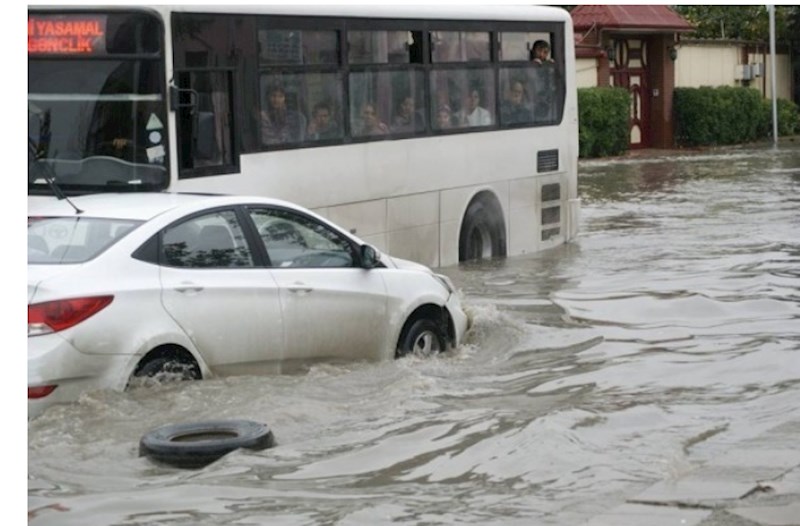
[{"left": 28, "top": 11, "right": 168, "bottom": 194}]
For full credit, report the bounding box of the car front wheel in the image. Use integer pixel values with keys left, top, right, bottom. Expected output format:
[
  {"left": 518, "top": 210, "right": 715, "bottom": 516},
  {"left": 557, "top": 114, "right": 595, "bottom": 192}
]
[{"left": 397, "top": 318, "right": 446, "bottom": 358}]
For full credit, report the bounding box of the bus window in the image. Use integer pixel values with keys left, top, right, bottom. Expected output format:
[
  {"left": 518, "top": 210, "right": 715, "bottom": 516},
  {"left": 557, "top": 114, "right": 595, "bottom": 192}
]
[
  {"left": 348, "top": 31, "right": 422, "bottom": 64},
  {"left": 349, "top": 70, "right": 425, "bottom": 137},
  {"left": 430, "top": 68, "right": 495, "bottom": 129},
  {"left": 258, "top": 29, "right": 339, "bottom": 65},
  {"left": 259, "top": 72, "right": 343, "bottom": 146},
  {"left": 431, "top": 31, "right": 490, "bottom": 63},
  {"left": 499, "top": 32, "right": 552, "bottom": 62}
]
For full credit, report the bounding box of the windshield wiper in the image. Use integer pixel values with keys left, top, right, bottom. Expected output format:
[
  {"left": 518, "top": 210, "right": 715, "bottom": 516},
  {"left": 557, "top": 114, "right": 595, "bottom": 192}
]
[{"left": 29, "top": 138, "right": 83, "bottom": 215}]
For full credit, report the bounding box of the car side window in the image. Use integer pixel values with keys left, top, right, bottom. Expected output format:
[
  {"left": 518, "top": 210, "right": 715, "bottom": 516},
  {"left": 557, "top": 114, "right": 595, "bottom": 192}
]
[
  {"left": 161, "top": 209, "right": 254, "bottom": 268},
  {"left": 247, "top": 208, "right": 355, "bottom": 268}
]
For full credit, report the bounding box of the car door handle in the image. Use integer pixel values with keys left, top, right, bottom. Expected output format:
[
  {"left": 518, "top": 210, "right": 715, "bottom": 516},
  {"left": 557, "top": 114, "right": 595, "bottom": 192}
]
[
  {"left": 174, "top": 284, "right": 204, "bottom": 294},
  {"left": 287, "top": 283, "right": 313, "bottom": 294}
]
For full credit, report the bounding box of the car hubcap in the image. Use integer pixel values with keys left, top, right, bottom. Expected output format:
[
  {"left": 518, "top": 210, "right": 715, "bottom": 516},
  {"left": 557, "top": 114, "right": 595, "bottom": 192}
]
[{"left": 413, "top": 330, "right": 441, "bottom": 356}]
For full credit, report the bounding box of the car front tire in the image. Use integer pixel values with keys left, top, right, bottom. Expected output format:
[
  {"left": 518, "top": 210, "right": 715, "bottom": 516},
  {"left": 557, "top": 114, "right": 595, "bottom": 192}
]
[{"left": 397, "top": 318, "right": 446, "bottom": 358}]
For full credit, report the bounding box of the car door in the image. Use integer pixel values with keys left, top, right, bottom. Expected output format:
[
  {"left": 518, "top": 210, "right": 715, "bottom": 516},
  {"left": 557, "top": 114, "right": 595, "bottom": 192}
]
[
  {"left": 158, "top": 207, "right": 285, "bottom": 375},
  {"left": 246, "top": 206, "right": 389, "bottom": 362}
]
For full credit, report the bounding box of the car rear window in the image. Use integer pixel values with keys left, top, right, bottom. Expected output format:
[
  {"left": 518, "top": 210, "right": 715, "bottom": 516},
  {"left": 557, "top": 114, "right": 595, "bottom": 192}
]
[{"left": 28, "top": 216, "right": 142, "bottom": 264}]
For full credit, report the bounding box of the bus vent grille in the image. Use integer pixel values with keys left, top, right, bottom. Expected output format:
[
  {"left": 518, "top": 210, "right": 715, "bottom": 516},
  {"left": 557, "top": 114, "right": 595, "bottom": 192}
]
[
  {"left": 537, "top": 149, "right": 559, "bottom": 172},
  {"left": 542, "top": 183, "right": 561, "bottom": 202}
]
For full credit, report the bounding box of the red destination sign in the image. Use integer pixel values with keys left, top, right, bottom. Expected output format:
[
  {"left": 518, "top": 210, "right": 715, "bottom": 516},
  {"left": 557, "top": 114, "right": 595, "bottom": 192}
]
[{"left": 28, "top": 16, "right": 107, "bottom": 55}]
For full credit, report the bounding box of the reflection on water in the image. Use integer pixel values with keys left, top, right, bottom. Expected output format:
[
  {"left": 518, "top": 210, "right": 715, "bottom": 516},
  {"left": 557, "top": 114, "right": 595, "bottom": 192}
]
[{"left": 29, "top": 143, "right": 800, "bottom": 525}]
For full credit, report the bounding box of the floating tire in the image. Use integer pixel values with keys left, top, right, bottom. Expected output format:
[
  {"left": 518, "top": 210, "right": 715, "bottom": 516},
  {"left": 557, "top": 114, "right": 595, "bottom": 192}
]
[{"left": 139, "top": 419, "right": 276, "bottom": 469}]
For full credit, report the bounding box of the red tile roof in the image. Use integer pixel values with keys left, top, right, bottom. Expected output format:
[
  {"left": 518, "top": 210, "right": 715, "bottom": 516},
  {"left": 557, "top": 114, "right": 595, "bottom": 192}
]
[{"left": 571, "top": 5, "right": 694, "bottom": 33}]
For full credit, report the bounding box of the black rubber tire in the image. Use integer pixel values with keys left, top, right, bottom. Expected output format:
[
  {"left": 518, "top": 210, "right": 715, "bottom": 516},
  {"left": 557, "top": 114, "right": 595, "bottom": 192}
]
[
  {"left": 396, "top": 318, "right": 447, "bottom": 358},
  {"left": 459, "top": 200, "right": 505, "bottom": 262},
  {"left": 140, "top": 419, "right": 276, "bottom": 469},
  {"left": 132, "top": 355, "right": 201, "bottom": 383}
]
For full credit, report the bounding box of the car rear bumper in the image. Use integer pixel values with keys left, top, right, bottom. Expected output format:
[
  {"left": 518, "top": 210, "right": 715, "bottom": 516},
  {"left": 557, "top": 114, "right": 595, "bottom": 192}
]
[{"left": 28, "top": 333, "right": 131, "bottom": 420}]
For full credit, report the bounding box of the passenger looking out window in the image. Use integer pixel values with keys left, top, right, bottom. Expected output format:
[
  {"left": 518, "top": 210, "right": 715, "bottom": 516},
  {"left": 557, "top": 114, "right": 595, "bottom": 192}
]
[
  {"left": 356, "top": 102, "right": 389, "bottom": 137},
  {"left": 261, "top": 83, "right": 306, "bottom": 145},
  {"left": 501, "top": 79, "right": 533, "bottom": 125},
  {"left": 457, "top": 86, "right": 492, "bottom": 127},
  {"left": 307, "top": 101, "right": 341, "bottom": 141},
  {"left": 435, "top": 104, "right": 454, "bottom": 130},
  {"left": 531, "top": 40, "right": 554, "bottom": 65},
  {"left": 391, "top": 94, "right": 425, "bottom": 133}
]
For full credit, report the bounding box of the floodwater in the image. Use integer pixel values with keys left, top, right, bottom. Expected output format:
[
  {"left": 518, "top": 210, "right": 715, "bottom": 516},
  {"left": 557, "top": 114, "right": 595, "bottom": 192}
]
[{"left": 28, "top": 142, "right": 800, "bottom": 525}]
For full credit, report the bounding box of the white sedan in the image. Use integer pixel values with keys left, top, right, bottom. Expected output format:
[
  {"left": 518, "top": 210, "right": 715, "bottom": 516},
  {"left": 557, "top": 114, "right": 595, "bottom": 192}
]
[{"left": 28, "top": 193, "right": 469, "bottom": 419}]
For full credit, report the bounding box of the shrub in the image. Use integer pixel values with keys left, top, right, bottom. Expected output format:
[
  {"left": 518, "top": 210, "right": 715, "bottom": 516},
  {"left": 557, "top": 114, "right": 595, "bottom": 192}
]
[
  {"left": 674, "top": 86, "right": 789, "bottom": 146},
  {"left": 578, "top": 87, "right": 630, "bottom": 158},
  {"left": 758, "top": 98, "right": 800, "bottom": 137}
]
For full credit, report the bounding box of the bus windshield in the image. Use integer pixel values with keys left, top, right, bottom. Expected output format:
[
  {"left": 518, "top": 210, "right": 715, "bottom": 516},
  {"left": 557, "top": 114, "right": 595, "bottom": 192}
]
[{"left": 28, "top": 11, "right": 169, "bottom": 194}]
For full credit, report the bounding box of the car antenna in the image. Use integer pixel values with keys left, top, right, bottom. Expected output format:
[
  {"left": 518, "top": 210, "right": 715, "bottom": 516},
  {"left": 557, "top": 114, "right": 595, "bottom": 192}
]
[{"left": 29, "top": 139, "right": 83, "bottom": 215}]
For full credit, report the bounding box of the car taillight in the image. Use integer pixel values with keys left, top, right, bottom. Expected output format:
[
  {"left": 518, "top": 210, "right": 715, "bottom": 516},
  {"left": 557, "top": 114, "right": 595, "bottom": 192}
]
[
  {"left": 28, "top": 385, "right": 57, "bottom": 399},
  {"left": 28, "top": 295, "right": 114, "bottom": 336}
]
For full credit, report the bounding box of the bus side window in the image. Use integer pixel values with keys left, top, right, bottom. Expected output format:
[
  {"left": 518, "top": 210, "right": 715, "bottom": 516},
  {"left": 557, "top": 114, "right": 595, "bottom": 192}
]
[{"left": 177, "top": 70, "right": 235, "bottom": 173}]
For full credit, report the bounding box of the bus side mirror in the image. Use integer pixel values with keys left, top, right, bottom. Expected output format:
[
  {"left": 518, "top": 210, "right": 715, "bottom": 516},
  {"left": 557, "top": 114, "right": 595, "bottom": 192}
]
[{"left": 360, "top": 245, "right": 380, "bottom": 269}]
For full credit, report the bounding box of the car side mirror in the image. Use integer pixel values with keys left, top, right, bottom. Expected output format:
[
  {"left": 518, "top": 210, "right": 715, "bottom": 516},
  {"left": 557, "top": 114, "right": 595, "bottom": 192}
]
[{"left": 360, "top": 244, "right": 380, "bottom": 269}]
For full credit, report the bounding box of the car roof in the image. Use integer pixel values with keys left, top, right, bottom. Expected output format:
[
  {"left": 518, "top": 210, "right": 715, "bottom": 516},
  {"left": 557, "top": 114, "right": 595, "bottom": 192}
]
[{"left": 28, "top": 193, "right": 292, "bottom": 221}]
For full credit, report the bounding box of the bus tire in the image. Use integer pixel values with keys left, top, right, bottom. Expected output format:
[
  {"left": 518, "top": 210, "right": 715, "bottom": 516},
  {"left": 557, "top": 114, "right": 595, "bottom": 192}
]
[
  {"left": 139, "top": 419, "right": 276, "bottom": 469},
  {"left": 397, "top": 318, "right": 446, "bottom": 358},
  {"left": 459, "top": 200, "right": 505, "bottom": 261}
]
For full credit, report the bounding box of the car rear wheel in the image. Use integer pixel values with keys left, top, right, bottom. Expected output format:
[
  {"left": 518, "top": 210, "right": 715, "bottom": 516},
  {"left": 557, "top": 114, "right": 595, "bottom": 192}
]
[
  {"left": 129, "top": 351, "right": 201, "bottom": 388},
  {"left": 397, "top": 318, "right": 446, "bottom": 358},
  {"left": 139, "top": 419, "right": 276, "bottom": 469}
]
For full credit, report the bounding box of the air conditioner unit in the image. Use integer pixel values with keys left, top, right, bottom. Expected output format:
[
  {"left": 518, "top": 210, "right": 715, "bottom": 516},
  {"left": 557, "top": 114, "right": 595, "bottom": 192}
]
[
  {"left": 751, "top": 63, "right": 764, "bottom": 77},
  {"left": 734, "top": 64, "right": 752, "bottom": 81}
]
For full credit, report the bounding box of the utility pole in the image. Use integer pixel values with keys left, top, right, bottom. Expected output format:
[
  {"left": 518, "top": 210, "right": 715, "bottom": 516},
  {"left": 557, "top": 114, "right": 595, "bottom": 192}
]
[{"left": 769, "top": 5, "right": 778, "bottom": 146}]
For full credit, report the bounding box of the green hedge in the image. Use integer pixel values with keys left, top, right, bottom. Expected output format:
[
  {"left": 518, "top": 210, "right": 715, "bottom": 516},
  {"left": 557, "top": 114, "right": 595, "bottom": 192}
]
[
  {"left": 758, "top": 98, "right": 800, "bottom": 137},
  {"left": 578, "top": 87, "right": 631, "bottom": 158},
  {"left": 674, "top": 86, "right": 799, "bottom": 146}
]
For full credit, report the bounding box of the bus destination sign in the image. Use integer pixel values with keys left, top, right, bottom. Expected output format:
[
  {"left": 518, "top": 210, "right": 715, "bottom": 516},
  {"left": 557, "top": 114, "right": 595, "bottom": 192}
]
[{"left": 28, "top": 15, "right": 107, "bottom": 55}]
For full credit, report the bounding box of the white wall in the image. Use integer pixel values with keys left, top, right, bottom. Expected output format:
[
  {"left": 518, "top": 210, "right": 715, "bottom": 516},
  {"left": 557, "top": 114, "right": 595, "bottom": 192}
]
[
  {"left": 576, "top": 57, "right": 599, "bottom": 88},
  {"left": 675, "top": 42, "right": 792, "bottom": 100},
  {"left": 576, "top": 41, "right": 793, "bottom": 101}
]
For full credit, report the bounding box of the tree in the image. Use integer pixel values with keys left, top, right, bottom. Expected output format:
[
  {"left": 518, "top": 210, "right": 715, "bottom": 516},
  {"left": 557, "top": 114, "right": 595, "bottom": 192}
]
[{"left": 674, "top": 6, "right": 794, "bottom": 43}]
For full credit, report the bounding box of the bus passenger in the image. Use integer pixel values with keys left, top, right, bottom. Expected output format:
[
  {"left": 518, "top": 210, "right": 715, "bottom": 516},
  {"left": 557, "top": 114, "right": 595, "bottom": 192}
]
[
  {"left": 531, "top": 40, "right": 554, "bottom": 64},
  {"left": 307, "top": 101, "right": 340, "bottom": 140},
  {"left": 435, "top": 104, "right": 453, "bottom": 130},
  {"left": 391, "top": 95, "right": 424, "bottom": 133},
  {"left": 358, "top": 102, "right": 389, "bottom": 136},
  {"left": 501, "top": 80, "right": 533, "bottom": 125},
  {"left": 261, "top": 83, "right": 305, "bottom": 145},
  {"left": 457, "top": 86, "right": 492, "bottom": 127}
]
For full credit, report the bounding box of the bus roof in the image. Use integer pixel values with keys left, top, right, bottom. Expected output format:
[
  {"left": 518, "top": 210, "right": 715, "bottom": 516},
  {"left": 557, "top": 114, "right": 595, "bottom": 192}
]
[{"left": 33, "top": 5, "right": 572, "bottom": 24}]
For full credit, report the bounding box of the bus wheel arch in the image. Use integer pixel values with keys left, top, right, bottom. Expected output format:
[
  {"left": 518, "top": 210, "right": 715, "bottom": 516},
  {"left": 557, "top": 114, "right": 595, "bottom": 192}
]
[{"left": 459, "top": 191, "right": 507, "bottom": 262}]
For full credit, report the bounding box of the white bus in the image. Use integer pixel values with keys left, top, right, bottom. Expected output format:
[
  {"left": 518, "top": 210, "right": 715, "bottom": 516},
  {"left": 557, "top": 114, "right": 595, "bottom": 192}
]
[{"left": 28, "top": 5, "right": 579, "bottom": 267}]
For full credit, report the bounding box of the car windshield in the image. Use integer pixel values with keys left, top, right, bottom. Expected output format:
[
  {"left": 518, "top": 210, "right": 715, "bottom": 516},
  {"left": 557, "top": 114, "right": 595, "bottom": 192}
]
[{"left": 28, "top": 216, "right": 142, "bottom": 264}]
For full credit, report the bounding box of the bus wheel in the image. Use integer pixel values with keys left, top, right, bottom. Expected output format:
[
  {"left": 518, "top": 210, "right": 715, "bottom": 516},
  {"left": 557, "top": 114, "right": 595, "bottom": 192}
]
[{"left": 459, "top": 200, "right": 506, "bottom": 262}]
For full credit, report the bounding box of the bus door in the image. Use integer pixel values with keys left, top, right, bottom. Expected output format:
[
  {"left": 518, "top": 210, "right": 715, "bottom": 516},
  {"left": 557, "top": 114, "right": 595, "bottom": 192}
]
[{"left": 174, "top": 70, "right": 236, "bottom": 175}]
